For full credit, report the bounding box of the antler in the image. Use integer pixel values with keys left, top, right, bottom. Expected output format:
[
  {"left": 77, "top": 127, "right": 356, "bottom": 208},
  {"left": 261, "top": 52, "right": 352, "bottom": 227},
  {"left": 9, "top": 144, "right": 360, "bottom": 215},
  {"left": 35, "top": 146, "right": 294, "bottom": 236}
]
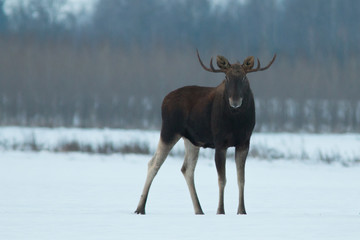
[
  {"left": 196, "top": 49, "right": 226, "bottom": 73},
  {"left": 245, "top": 54, "right": 277, "bottom": 73}
]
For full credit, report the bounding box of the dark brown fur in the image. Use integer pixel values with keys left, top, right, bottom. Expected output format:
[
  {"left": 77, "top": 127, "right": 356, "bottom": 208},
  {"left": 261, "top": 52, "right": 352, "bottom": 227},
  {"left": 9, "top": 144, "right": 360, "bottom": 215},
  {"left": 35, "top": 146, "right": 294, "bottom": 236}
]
[{"left": 160, "top": 81, "right": 255, "bottom": 149}]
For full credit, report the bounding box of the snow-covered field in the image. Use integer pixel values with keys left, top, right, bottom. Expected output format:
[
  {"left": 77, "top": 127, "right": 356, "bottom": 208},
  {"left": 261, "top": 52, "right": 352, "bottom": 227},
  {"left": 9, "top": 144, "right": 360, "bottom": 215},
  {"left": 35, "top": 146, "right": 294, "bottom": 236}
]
[
  {"left": 1, "top": 151, "right": 360, "bottom": 240},
  {"left": 1, "top": 127, "right": 360, "bottom": 239},
  {"left": 1, "top": 127, "right": 360, "bottom": 165}
]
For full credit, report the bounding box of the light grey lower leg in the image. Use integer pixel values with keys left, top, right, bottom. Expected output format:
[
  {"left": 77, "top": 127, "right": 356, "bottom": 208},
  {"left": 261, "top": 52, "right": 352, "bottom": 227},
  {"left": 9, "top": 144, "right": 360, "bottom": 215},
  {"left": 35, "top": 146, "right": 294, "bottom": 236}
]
[
  {"left": 135, "top": 136, "right": 179, "bottom": 214},
  {"left": 235, "top": 145, "right": 249, "bottom": 215},
  {"left": 181, "top": 138, "right": 203, "bottom": 215}
]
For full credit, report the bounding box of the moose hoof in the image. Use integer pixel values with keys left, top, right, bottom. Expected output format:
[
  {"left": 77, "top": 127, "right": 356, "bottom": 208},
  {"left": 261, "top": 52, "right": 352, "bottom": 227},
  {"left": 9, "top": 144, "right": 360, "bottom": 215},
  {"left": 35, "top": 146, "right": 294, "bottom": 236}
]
[
  {"left": 216, "top": 209, "right": 225, "bottom": 215},
  {"left": 134, "top": 208, "right": 145, "bottom": 215}
]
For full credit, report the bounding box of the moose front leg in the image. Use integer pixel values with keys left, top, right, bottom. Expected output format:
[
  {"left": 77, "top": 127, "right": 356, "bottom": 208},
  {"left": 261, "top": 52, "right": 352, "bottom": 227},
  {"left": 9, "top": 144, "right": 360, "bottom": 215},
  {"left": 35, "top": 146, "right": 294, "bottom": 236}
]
[
  {"left": 215, "top": 148, "right": 227, "bottom": 214},
  {"left": 235, "top": 144, "right": 249, "bottom": 215}
]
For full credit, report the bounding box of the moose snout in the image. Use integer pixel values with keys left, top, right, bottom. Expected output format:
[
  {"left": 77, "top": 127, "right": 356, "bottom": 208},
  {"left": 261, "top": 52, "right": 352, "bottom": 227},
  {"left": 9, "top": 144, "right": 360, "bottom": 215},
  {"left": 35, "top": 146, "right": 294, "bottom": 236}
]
[{"left": 229, "top": 97, "right": 243, "bottom": 108}]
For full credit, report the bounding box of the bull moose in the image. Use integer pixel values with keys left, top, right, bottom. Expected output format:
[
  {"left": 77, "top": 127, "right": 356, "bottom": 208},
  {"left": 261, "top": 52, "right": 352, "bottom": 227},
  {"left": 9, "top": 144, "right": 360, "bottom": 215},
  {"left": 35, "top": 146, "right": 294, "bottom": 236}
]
[{"left": 135, "top": 50, "right": 276, "bottom": 215}]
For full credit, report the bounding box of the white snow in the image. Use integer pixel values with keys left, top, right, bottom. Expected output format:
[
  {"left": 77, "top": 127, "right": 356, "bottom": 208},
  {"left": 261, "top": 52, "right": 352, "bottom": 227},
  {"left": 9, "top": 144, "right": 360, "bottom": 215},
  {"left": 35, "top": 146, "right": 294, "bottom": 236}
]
[{"left": 1, "top": 151, "right": 360, "bottom": 240}]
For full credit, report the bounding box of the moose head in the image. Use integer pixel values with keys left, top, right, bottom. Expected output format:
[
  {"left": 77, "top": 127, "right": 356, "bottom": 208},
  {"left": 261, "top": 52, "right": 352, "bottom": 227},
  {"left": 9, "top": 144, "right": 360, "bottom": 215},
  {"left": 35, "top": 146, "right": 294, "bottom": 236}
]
[{"left": 197, "top": 50, "right": 276, "bottom": 109}]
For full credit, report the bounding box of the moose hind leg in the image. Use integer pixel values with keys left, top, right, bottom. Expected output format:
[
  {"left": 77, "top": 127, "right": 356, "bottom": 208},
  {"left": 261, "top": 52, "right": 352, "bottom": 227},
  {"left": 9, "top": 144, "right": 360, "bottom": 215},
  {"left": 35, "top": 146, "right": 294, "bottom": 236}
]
[
  {"left": 135, "top": 136, "right": 179, "bottom": 214},
  {"left": 181, "top": 138, "right": 204, "bottom": 215}
]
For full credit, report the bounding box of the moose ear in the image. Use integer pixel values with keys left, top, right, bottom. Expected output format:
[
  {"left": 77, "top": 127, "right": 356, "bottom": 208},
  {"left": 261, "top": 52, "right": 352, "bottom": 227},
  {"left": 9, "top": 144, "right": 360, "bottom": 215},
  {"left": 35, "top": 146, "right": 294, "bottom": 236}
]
[
  {"left": 242, "top": 56, "right": 255, "bottom": 70},
  {"left": 216, "top": 55, "right": 231, "bottom": 70}
]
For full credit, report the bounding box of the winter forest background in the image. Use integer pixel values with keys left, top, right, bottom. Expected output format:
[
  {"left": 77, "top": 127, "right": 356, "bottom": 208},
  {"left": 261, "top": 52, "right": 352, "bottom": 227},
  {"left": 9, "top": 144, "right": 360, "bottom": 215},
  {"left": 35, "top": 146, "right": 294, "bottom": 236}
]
[{"left": 0, "top": 0, "right": 359, "bottom": 132}]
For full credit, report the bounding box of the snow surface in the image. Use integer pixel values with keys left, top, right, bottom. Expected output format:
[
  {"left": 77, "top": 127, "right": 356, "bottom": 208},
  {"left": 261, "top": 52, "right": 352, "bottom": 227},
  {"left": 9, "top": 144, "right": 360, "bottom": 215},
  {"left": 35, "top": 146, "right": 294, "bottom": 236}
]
[{"left": 1, "top": 151, "right": 360, "bottom": 240}]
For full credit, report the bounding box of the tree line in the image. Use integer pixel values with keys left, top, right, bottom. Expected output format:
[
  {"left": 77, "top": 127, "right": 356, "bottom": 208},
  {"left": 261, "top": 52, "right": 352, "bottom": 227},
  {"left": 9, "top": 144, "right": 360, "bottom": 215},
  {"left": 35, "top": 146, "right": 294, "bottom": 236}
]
[{"left": 0, "top": 0, "right": 359, "bottom": 132}]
